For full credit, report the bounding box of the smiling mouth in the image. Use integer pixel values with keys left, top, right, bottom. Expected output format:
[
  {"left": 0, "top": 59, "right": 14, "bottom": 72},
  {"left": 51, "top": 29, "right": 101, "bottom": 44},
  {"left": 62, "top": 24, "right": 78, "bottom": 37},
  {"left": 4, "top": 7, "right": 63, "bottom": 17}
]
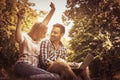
[{"left": 51, "top": 36, "right": 55, "bottom": 38}]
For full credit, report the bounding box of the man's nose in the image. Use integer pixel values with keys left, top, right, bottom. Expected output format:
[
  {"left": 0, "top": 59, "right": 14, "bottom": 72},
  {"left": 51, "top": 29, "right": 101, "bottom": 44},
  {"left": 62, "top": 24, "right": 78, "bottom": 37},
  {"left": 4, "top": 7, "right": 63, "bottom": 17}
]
[{"left": 51, "top": 33, "right": 55, "bottom": 36}]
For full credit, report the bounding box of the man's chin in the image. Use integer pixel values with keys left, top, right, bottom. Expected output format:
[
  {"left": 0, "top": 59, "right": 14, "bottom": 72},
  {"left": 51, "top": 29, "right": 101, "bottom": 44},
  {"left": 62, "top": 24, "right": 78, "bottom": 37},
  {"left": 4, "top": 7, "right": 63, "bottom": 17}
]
[{"left": 50, "top": 38, "right": 54, "bottom": 42}]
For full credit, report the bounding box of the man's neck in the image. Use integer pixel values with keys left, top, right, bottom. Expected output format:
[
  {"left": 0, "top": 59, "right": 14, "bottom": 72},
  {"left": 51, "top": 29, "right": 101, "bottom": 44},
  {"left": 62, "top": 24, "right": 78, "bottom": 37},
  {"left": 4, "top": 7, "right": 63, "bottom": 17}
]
[{"left": 52, "top": 41, "right": 61, "bottom": 50}]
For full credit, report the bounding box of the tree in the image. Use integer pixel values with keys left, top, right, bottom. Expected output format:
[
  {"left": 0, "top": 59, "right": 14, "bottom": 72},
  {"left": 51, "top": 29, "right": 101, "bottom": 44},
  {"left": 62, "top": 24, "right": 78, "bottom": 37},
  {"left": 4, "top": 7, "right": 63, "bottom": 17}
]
[{"left": 63, "top": 0, "right": 120, "bottom": 79}]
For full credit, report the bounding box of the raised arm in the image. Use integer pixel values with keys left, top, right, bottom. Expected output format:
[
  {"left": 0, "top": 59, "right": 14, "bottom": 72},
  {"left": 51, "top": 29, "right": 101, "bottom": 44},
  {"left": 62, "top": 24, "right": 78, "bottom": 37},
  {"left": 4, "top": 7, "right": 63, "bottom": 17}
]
[
  {"left": 42, "top": 2, "right": 55, "bottom": 25},
  {"left": 15, "top": 11, "right": 24, "bottom": 43}
]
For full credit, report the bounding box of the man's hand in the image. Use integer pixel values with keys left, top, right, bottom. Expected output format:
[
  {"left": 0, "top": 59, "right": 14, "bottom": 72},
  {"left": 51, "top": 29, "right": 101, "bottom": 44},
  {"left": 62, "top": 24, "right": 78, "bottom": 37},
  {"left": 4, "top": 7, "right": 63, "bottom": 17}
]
[
  {"left": 49, "top": 60, "right": 54, "bottom": 65},
  {"left": 47, "top": 59, "right": 54, "bottom": 65},
  {"left": 50, "top": 2, "right": 55, "bottom": 9},
  {"left": 68, "top": 62, "right": 81, "bottom": 69}
]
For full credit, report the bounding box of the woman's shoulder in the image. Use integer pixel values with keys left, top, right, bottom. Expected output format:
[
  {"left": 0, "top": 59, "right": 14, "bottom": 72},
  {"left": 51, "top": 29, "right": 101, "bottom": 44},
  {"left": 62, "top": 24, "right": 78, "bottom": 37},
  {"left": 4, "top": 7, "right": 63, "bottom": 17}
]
[
  {"left": 22, "top": 32, "right": 33, "bottom": 41},
  {"left": 21, "top": 32, "right": 27, "bottom": 36}
]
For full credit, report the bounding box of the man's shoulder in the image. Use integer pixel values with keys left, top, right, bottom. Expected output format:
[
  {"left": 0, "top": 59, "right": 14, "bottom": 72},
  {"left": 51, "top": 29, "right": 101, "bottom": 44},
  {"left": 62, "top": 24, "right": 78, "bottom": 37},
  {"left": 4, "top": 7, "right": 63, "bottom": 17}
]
[
  {"left": 41, "top": 38, "right": 50, "bottom": 43},
  {"left": 60, "top": 42, "right": 66, "bottom": 49}
]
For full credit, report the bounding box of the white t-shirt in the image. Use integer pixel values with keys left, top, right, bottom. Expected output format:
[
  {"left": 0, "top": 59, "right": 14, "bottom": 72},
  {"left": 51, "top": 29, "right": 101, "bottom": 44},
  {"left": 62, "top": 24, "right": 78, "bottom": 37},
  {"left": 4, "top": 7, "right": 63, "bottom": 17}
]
[{"left": 16, "top": 32, "right": 40, "bottom": 67}]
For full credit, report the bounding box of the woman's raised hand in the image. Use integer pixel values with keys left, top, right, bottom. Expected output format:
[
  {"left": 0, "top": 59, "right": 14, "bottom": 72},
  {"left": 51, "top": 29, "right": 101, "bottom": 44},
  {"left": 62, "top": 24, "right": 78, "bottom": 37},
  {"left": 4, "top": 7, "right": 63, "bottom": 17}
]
[
  {"left": 50, "top": 2, "right": 55, "bottom": 10},
  {"left": 17, "top": 9, "right": 25, "bottom": 21},
  {"left": 42, "top": 2, "right": 55, "bottom": 25}
]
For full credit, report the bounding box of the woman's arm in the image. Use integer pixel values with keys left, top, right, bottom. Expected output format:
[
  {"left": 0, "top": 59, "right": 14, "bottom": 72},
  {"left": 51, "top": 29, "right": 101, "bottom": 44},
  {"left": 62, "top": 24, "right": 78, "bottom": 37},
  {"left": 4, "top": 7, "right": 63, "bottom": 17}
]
[
  {"left": 42, "top": 2, "right": 55, "bottom": 25},
  {"left": 15, "top": 11, "right": 24, "bottom": 43}
]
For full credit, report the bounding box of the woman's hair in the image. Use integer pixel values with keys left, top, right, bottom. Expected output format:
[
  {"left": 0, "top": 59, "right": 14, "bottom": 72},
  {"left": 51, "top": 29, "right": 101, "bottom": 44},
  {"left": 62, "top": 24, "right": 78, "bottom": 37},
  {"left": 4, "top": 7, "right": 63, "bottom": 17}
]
[{"left": 29, "top": 22, "right": 47, "bottom": 35}]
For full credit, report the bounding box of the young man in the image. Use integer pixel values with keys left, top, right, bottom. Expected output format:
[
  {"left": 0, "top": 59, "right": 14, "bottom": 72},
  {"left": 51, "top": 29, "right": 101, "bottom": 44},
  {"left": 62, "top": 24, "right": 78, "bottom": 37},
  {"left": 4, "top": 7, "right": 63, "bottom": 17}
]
[
  {"left": 39, "top": 23, "right": 66, "bottom": 69},
  {"left": 39, "top": 23, "right": 91, "bottom": 80}
]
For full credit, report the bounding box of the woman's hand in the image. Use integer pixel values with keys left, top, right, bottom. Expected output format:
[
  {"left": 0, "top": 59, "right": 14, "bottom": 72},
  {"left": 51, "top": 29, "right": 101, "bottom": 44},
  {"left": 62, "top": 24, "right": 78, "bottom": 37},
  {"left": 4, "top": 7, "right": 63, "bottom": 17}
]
[
  {"left": 17, "top": 9, "right": 25, "bottom": 21},
  {"left": 50, "top": 2, "right": 55, "bottom": 10},
  {"left": 42, "top": 2, "right": 55, "bottom": 25}
]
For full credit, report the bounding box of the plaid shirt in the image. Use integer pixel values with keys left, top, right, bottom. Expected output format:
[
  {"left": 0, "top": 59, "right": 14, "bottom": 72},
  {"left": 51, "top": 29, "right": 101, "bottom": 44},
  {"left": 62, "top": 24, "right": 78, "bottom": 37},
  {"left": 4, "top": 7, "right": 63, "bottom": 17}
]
[{"left": 39, "top": 39, "right": 66, "bottom": 67}]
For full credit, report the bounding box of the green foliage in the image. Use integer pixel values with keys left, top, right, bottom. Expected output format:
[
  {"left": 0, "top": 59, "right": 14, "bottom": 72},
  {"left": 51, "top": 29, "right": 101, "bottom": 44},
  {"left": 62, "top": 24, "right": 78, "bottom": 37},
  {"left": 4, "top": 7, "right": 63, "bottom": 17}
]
[
  {"left": 0, "top": 0, "right": 18, "bottom": 68},
  {"left": 63, "top": 0, "right": 120, "bottom": 61},
  {"left": 63, "top": 0, "right": 120, "bottom": 79}
]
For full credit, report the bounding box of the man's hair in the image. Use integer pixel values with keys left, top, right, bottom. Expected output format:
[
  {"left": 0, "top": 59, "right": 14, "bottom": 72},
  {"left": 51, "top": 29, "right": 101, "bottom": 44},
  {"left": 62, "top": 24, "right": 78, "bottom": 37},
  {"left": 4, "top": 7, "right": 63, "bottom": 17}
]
[{"left": 53, "top": 23, "right": 65, "bottom": 34}]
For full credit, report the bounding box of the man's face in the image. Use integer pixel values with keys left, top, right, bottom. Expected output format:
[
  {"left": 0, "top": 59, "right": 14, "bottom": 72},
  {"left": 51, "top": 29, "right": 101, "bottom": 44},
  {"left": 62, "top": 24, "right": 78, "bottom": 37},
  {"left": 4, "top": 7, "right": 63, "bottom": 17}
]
[{"left": 50, "top": 27, "right": 63, "bottom": 42}]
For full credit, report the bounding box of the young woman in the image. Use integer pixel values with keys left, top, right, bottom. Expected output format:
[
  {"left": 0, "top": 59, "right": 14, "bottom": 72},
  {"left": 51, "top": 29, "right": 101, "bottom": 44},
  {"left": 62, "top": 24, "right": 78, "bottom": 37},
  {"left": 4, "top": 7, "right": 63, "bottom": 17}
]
[{"left": 14, "top": 2, "right": 60, "bottom": 80}]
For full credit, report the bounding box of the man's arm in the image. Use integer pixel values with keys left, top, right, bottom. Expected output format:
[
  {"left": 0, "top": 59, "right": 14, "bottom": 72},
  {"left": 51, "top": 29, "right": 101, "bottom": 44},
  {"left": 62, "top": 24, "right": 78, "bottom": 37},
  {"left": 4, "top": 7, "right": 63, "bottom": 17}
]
[
  {"left": 42, "top": 2, "right": 55, "bottom": 25},
  {"left": 40, "top": 40, "right": 49, "bottom": 65},
  {"left": 40, "top": 40, "right": 55, "bottom": 68}
]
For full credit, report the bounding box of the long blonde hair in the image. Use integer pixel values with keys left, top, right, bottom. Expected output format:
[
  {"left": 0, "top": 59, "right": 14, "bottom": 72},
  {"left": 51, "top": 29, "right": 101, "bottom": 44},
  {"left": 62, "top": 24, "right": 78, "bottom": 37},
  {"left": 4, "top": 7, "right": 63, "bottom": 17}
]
[{"left": 28, "top": 22, "right": 47, "bottom": 41}]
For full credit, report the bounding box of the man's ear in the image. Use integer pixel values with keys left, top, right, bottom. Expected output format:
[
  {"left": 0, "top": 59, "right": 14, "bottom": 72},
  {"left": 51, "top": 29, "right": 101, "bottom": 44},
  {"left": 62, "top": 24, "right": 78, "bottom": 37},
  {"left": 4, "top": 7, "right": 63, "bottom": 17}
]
[{"left": 61, "top": 33, "right": 64, "bottom": 37}]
